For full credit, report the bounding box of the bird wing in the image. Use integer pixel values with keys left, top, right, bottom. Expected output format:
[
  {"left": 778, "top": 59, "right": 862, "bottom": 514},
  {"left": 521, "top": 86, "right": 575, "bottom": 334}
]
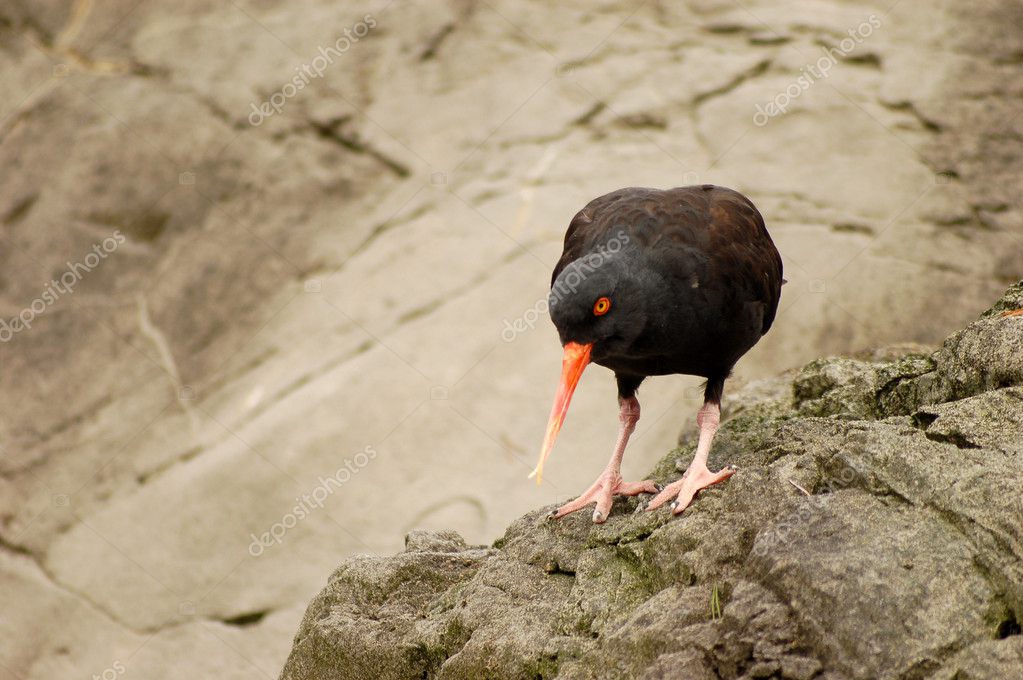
[{"left": 701, "top": 187, "right": 784, "bottom": 336}]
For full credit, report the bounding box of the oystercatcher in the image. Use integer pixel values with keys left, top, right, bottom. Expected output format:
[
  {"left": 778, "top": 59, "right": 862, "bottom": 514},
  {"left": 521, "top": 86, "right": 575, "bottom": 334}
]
[{"left": 531, "top": 185, "right": 783, "bottom": 523}]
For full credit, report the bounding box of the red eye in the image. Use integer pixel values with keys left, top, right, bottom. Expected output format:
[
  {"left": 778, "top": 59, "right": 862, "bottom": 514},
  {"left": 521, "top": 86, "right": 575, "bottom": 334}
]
[{"left": 593, "top": 297, "right": 611, "bottom": 316}]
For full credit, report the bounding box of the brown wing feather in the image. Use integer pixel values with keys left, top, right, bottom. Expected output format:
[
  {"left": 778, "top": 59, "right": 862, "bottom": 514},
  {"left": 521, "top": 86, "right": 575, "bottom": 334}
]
[{"left": 704, "top": 188, "right": 783, "bottom": 335}]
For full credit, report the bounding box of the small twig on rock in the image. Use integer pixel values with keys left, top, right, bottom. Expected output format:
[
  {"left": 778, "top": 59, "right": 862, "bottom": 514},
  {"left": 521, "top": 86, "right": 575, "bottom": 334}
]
[{"left": 788, "top": 479, "right": 811, "bottom": 496}]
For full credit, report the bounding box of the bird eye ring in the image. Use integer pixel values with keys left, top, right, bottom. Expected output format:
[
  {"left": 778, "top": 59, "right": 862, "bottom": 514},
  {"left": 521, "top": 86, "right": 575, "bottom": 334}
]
[{"left": 593, "top": 297, "right": 611, "bottom": 316}]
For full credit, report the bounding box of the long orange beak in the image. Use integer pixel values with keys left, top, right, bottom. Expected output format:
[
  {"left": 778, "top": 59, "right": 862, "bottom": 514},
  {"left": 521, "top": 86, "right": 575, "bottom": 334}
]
[{"left": 529, "top": 341, "right": 592, "bottom": 485}]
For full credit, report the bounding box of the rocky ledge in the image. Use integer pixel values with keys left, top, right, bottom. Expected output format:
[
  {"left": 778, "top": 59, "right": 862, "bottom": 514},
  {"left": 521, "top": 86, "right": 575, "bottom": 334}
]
[{"left": 280, "top": 283, "right": 1023, "bottom": 680}]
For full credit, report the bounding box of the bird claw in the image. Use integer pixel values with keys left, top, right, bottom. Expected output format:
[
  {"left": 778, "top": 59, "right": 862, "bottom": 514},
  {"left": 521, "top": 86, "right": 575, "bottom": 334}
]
[
  {"left": 646, "top": 462, "right": 737, "bottom": 515},
  {"left": 549, "top": 472, "right": 660, "bottom": 522}
]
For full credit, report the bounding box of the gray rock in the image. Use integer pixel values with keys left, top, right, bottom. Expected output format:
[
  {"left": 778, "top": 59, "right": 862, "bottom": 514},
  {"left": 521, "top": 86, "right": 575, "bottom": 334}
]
[
  {"left": 281, "top": 283, "right": 1023, "bottom": 679},
  {"left": 404, "top": 529, "right": 473, "bottom": 554}
]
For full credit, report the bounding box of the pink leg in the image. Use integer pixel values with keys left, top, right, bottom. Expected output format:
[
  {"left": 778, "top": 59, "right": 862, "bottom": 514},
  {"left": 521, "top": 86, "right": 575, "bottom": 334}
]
[
  {"left": 646, "top": 401, "right": 736, "bottom": 516},
  {"left": 550, "top": 396, "right": 660, "bottom": 523}
]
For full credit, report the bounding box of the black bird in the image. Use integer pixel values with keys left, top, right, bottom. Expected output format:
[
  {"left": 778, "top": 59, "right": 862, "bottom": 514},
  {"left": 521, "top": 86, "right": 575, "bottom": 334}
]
[{"left": 530, "top": 185, "right": 783, "bottom": 523}]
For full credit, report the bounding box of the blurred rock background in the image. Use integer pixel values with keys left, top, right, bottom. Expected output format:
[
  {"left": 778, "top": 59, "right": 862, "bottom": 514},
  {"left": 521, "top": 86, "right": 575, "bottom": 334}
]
[{"left": 0, "top": 0, "right": 1019, "bottom": 678}]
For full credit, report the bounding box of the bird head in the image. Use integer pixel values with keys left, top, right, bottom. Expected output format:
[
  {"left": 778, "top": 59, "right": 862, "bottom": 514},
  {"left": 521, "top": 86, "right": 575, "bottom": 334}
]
[
  {"left": 547, "top": 254, "right": 652, "bottom": 357},
  {"left": 530, "top": 251, "right": 653, "bottom": 484}
]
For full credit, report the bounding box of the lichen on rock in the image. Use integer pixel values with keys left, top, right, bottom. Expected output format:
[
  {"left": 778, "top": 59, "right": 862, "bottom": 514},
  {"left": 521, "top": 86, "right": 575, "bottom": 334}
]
[{"left": 280, "top": 283, "right": 1023, "bottom": 680}]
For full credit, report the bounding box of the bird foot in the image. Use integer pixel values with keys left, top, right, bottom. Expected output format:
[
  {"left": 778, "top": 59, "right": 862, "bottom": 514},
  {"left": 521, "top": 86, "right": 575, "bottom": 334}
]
[
  {"left": 1001, "top": 308, "right": 1023, "bottom": 318},
  {"left": 646, "top": 463, "right": 736, "bottom": 516},
  {"left": 549, "top": 470, "right": 660, "bottom": 523}
]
